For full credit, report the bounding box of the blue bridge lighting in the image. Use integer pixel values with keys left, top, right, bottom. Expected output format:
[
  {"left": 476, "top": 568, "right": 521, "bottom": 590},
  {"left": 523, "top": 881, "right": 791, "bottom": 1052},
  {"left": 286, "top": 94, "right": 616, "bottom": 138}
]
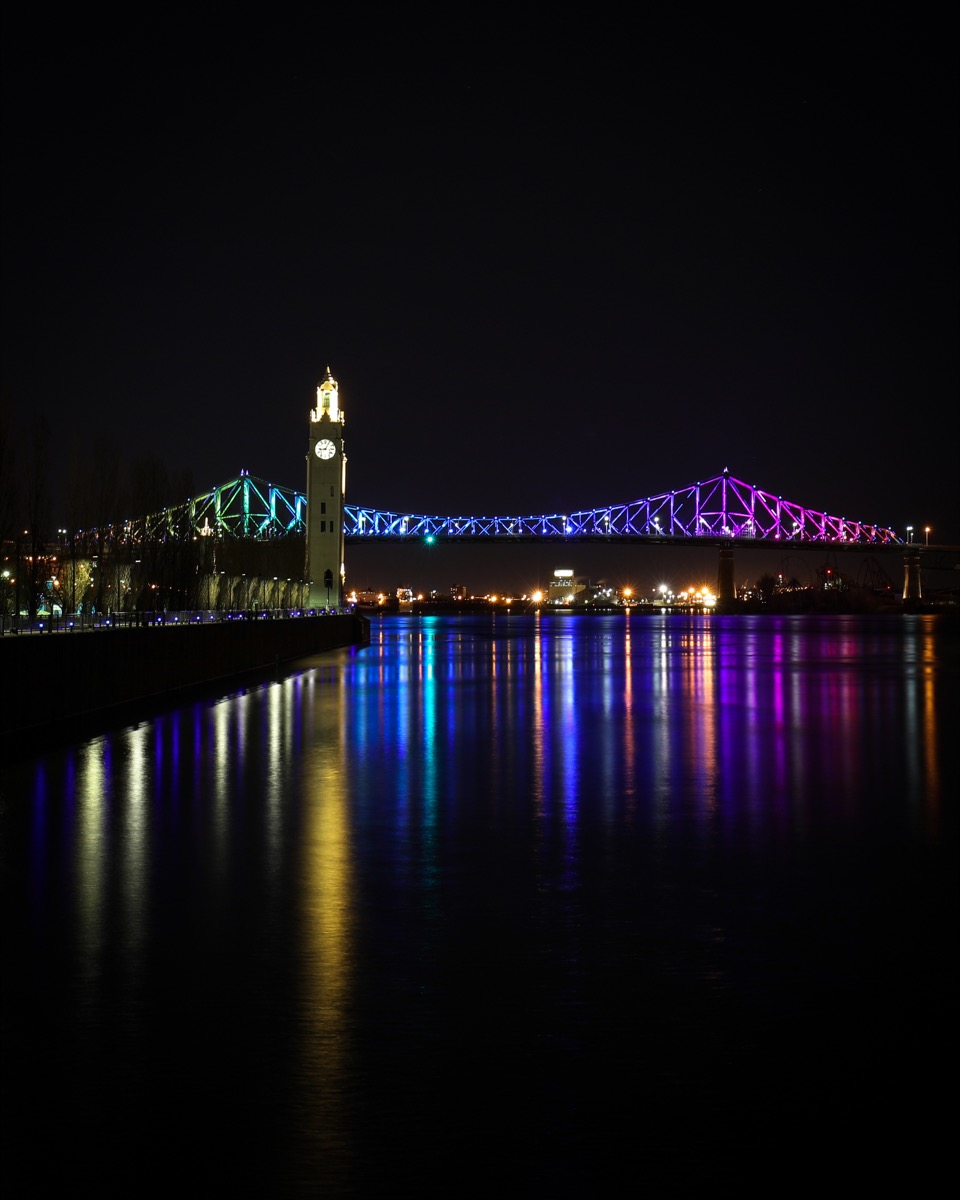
[{"left": 99, "top": 469, "right": 900, "bottom": 547}]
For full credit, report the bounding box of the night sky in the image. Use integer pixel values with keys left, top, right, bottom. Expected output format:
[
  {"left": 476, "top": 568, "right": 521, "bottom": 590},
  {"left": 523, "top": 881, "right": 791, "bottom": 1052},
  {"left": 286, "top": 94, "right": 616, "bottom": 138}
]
[{"left": 2, "top": 11, "right": 956, "bottom": 591}]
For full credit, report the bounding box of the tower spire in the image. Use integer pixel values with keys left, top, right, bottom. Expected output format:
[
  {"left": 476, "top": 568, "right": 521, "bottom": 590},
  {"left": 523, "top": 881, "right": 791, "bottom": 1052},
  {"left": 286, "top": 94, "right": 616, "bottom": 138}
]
[{"left": 311, "top": 366, "right": 341, "bottom": 424}]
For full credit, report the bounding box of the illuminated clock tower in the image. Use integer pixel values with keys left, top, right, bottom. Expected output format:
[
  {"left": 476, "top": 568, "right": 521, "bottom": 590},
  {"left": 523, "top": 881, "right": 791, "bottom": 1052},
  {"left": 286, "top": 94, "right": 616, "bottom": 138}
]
[{"left": 305, "top": 366, "right": 346, "bottom": 610}]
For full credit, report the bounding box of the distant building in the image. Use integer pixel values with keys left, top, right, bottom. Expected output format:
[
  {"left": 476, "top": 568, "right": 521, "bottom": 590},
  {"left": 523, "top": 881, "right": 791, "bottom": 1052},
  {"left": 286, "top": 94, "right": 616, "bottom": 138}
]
[
  {"left": 347, "top": 588, "right": 385, "bottom": 608},
  {"left": 548, "top": 569, "right": 587, "bottom": 605}
]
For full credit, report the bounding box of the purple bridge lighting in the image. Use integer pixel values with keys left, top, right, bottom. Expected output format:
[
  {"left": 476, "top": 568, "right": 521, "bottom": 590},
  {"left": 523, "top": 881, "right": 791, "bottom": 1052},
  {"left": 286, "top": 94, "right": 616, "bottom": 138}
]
[{"left": 134, "top": 467, "right": 898, "bottom": 546}]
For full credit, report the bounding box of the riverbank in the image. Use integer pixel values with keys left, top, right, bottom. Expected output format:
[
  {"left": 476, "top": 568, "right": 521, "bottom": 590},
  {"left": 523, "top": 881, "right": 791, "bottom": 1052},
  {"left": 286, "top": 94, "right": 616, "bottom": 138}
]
[
  {"left": 0, "top": 613, "right": 369, "bottom": 748},
  {"left": 364, "top": 594, "right": 957, "bottom": 617}
]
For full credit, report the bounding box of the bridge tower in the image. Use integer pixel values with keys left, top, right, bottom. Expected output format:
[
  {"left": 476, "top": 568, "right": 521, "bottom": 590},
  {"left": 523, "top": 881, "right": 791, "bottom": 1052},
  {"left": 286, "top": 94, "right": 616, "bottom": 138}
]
[
  {"left": 305, "top": 366, "right": 346, "bottom": 610},
  {"left": 716, "top": 545, "right": 737, "bottom": 610},
  {"left": 902, "top": 550, "right": 922, "bottom": 608}
]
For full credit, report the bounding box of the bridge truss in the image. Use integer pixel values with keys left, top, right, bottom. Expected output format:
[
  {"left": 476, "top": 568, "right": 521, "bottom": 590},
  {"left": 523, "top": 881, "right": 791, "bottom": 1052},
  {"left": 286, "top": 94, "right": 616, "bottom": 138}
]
[
  {"left": 105, "top": 469, "right": 900, "bottom": 548},
  {"left": 103, "top": 471, "right": 307, "bottom": 546}
]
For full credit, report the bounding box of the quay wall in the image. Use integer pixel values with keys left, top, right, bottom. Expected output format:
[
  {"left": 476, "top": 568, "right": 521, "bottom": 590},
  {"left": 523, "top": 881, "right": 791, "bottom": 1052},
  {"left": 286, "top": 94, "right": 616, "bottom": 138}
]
[{"left": 1, "top": 614, "right": 369, "bottom": 742}]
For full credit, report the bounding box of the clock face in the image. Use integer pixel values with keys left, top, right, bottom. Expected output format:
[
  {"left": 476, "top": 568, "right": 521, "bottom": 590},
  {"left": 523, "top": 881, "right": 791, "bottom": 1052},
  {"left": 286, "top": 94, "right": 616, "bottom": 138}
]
[{"left": 315, "top": 438, "right": 336, "bottom": 460}]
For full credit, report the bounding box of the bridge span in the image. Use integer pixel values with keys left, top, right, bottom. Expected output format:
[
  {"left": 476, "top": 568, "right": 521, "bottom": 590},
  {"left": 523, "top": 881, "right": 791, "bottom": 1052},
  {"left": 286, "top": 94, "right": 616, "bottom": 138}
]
[
  {"left": 343, "top": 470, "right": 900, "bottom": 546},
  {"left": 124, "top": 468, "right": 902, "bottom": 547},
  {"left": 70, "top": 468, "right": 950, "bottom": 608}
]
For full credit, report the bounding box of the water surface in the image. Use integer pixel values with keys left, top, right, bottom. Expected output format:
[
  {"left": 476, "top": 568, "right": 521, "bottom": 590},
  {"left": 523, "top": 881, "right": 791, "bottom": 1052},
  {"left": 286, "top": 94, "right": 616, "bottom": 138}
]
[{"left": 2, "top": 613, "right": 956, "bottom": 1194}]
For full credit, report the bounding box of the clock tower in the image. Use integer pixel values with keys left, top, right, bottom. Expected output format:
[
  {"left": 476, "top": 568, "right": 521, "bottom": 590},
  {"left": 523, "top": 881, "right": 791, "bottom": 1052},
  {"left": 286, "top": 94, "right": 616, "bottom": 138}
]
[{"left": 305, "top": 366, "right": 346, "bottom": 610}]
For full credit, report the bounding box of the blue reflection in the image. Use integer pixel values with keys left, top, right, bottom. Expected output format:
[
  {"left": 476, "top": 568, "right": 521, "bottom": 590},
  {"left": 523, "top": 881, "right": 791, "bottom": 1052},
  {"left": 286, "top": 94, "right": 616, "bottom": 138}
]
[{"left": 2, "top": 610, "right": 955, "bottom": 1196}]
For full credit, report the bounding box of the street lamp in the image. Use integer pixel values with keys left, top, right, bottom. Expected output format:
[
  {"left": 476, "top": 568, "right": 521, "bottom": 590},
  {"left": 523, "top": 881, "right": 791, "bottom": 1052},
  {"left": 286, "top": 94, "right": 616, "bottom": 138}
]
[
  {"left": 906, "top": 525, "right": 913, "bottom": 544},
  {"left": 1, "top": 569, "right": 10, "bottom": 633},
  {"left": 42, "top": 577, "right": 60, "bottom": 631},
  {"left": 924, "top": 526, "right": 931, "bottom": 546}
]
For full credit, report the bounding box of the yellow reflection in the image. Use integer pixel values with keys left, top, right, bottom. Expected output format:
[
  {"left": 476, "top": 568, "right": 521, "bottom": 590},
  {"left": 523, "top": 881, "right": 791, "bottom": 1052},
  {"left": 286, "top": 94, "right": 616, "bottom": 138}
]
[
  {"left": 213, "top": 699, "right": 232, "bottom": 857},
  {"left": 121, "top": 726, "right": 150, "bottom": 968},
  {"left": 264, "top": 682, "right": 287, "bottom": 870},
  {"left": 920, "top": 617, "right": 941, "bottom": 832},
  {"left": 77, "top": 740, "right": 108, "bottom": 977},
  {"left": 299, "top": 673, "right": 356, "bottom": 1169}
]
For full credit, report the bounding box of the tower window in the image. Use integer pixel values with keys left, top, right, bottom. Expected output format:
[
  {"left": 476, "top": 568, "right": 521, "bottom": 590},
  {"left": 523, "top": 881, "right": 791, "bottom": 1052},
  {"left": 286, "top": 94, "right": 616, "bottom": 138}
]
[
  {"left": 320, "top": 502, "right": 327, "bottom": 514},
  {"left": 329, "top": 485, "right": 334, "bottom": 497}
]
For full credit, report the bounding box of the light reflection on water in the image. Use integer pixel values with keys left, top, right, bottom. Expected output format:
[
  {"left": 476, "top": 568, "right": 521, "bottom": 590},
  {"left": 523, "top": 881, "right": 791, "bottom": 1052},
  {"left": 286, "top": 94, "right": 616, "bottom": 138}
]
[{"left": 1, "top": 612, "right": 956, "bottom": 1194}]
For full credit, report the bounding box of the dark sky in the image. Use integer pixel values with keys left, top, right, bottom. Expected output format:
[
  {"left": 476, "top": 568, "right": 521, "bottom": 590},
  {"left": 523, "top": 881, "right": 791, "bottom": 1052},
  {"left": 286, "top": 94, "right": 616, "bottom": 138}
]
[{"left": 2, "top": 11, "right": 956, "bottom": 590}]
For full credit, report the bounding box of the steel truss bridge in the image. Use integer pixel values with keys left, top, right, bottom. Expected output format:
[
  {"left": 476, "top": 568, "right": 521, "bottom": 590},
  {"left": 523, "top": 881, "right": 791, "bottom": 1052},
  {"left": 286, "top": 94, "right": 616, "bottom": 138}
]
[{"left": 108, "top": 468, "right": 902, "bottom": 549}]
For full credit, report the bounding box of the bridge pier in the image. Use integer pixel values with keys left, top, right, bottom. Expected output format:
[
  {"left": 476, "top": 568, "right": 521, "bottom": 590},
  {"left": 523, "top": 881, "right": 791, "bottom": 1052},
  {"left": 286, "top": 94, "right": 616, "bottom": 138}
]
[
  {"left": 717, "top": 546, "right": 736, "bottom": 610},
  {"left": 902, "top": 550, "right": 922, "bottom": 607}
]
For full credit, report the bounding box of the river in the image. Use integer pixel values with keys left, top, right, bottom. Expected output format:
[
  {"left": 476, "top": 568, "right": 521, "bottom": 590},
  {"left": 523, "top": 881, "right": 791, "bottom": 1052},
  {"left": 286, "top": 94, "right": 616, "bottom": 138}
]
[{"left": 2, "top": 612, "right": 956, "bottom": 1195}]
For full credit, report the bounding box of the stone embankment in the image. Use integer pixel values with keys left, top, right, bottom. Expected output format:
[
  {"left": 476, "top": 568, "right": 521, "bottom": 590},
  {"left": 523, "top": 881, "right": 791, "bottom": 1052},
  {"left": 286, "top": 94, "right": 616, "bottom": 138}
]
[{"left": 1, "top": 613, "right": 369, "bottom": 744}]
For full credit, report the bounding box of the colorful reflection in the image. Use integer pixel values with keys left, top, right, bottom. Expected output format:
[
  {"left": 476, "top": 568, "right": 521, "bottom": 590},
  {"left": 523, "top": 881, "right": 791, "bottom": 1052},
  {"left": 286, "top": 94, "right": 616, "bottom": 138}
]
[{"left": 3, "top": 611, "right": 954, "bottom": 1192}]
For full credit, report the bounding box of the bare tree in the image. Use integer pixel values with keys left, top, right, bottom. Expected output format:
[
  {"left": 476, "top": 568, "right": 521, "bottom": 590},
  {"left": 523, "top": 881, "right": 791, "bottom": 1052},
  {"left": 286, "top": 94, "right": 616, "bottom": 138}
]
[
  {"left": 127, "top": 453, "right": 171, "bottom": 612},
  {"left": 21, "top": 416, "right": 53, "bottom": 619},
  {"left": 0, "top": 402, "right": 17, "bottom": 622},
  {"left": 0, "top": 401, "right": 16, "bottom": 548}
]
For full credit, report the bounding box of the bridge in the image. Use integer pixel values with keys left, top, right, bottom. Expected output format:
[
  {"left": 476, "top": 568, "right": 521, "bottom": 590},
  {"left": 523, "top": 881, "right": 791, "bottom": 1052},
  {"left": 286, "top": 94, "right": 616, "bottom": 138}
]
[
  {"left": 57, "top": 466, "right": 949, "bottom": 611},
  {"left": 123, "top": 468, "right": 901, "bottom": 548}
]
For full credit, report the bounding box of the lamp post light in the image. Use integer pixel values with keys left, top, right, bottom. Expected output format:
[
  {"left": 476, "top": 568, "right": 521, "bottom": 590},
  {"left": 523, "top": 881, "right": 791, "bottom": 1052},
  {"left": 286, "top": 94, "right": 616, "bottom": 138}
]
[
  {"left": 132, "top": 559, "right": 141, "bottom": 624},
  {"left": 906, "top": 525, "right": 913, "bottom": 544},
  {"left": 46, "top": 577, "right": 59, "bottom": 631},
  {"left": 924, "top": 526, "right": 931, "bottom": 546}
]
